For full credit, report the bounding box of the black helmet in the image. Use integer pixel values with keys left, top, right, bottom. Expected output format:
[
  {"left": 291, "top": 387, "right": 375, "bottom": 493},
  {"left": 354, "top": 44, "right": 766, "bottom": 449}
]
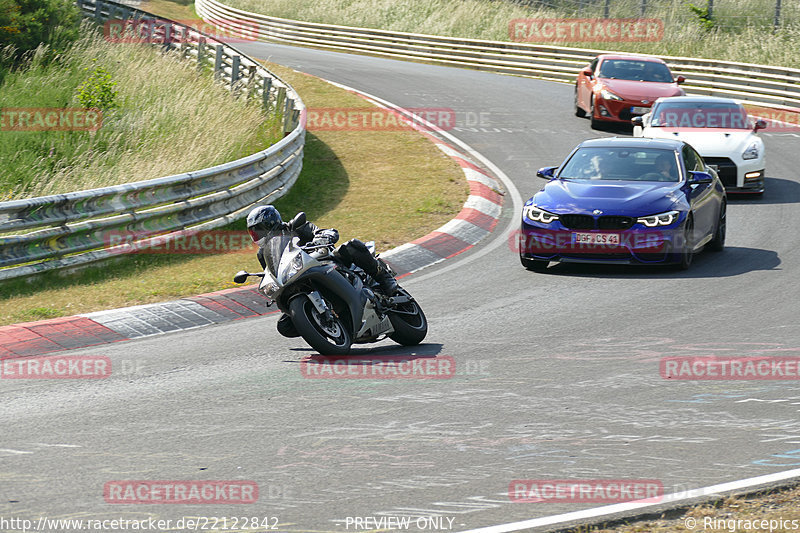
[{"left": 246, "top": 205, "right": 283, "bottom": 242}]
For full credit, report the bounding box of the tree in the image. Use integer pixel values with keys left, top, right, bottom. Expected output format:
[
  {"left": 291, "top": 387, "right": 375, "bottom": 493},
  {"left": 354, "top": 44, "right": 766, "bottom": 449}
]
[{"left": 0, "top": 0, "right": 80, "bottom": 57}]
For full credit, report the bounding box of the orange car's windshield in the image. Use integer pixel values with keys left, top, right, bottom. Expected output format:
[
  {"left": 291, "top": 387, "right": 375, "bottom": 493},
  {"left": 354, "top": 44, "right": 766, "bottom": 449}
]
[{"left": 598, "top": 60, "right": 673, "bottom": 83}]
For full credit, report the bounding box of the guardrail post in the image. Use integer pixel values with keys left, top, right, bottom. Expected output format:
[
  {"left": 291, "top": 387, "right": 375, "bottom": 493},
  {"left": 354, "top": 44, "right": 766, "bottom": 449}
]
[
  {"left": 282, "top": 96, "right": 292, "bottom": 133},
  {"left": 276, "top": 86, "right": 286, "bottom": 119},
  {"left": 197, "top": 37, "right": 206, "bottom": 71},
  {"left": 181, "top": 26, "right": 191, "bottom": 58},
  {"left": 162, "top": 21, "right": 174, "bottom": 51},
  {"left": 94, "top": 0, "right": 104, "bottom": 24},
  {"left": 214, "top": 45, "right": 223, "bottom": 80},
  {"left": 231, "top": 55, "right": 240, "bottom": 88},
  {"left": 246, "top": 65, "right": 257, "bottom": 98},
  {"left": 262, "top": 75, "right": 272, "bottom": 110}
]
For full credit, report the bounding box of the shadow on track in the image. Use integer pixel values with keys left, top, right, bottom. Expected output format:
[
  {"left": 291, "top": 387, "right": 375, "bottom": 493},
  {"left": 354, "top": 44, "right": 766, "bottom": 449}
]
[
  {"left": 286, "top": 342, "right": 444, "bottom": 359},
  {"left": 729, "top": 177, "right": 800, "bottom": 205},
  {"left": 539, "top": 246, "right": 780, "bottom": 279}
]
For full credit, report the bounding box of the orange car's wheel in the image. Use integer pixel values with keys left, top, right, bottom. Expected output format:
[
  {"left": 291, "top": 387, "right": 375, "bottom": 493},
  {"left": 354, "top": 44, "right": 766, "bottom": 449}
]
[
  {"left": 574, "top": 86, "right": 586, "bottom": 117},
  {"left": 589, "top": 96, "right": 602, "bottom": 129}
]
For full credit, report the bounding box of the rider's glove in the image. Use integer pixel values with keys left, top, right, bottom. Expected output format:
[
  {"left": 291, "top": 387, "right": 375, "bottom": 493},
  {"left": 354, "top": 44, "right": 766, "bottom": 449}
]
[{"left": 315, "top": 229, "right": 339, "bottom": 245}]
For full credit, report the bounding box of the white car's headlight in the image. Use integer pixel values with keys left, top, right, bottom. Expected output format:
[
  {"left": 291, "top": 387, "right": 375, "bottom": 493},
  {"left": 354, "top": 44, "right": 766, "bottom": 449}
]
[
  {"left": 523, "top": 204, "right": 560, "bottom": 224},
  {"left": 742, "top": 142, "right": 759, "bottom": 160},
  {"left": 599, "top": 89, "right": 624, "bottom": 101},
  {"left": 637, "top": 210, "right": 679, "bottom": 227}
]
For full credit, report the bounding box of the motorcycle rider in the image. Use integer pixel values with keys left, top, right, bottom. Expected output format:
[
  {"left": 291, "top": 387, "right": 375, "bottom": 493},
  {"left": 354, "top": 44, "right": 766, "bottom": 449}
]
[{"left": 245, "top": 205, "right": 399, "bottom": 338}]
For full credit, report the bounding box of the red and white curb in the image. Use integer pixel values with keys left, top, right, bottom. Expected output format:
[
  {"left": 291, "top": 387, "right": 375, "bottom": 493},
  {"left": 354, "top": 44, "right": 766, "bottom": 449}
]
[
  {"left": 0, "top": 287, "right": 276, "bottom": 358},
  {"left": 0, "top": 79, "right": 508, "bottom": 358},
  {"left": 318, "top": 78, "right": 505, "bottom": 276},
  {"left": 381, "top": 140, "right": 504, "bottom": 275}
]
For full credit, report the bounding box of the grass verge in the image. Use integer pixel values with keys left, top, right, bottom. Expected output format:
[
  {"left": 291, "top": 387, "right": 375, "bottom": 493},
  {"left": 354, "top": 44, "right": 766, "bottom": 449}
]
[
  {"left": 0, "top": 22, "right": 281, "bottom": 199},
  {"left": 567, "top": 484, "right": 800, "bottom": 532}
]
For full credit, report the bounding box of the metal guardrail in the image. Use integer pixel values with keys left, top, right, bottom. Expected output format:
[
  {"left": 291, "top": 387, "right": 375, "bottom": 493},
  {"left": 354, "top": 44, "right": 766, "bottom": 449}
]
[
  {"left": 0, "top": 0, "right": 306, "bottom": 281},
  {"left": 196, "top": 0, "right": 800, "bottom": 110}
]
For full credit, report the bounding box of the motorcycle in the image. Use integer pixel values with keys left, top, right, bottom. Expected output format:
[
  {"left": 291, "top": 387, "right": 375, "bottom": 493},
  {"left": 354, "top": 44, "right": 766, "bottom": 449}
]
[{"left": 233, "top": 220, "right": 427, "bottom": 355}]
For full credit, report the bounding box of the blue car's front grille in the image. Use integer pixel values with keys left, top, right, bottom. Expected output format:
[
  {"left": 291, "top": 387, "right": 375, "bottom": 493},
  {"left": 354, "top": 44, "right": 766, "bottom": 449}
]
[
  {"left": 598, "top": 216, "right": 635, "bottom": 230},
  {"left": 558, "top": 215, "right": 635, "bottom": 230},
  {"left": 559, "top": 214, "right": 595, "bottom": 229}
]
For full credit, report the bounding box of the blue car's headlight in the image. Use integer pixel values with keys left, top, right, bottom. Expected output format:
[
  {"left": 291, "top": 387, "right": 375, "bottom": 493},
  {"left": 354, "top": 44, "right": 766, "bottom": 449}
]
[
  {"left": 636, "top": 210, "right": 679, "bottom": 227},
  {"left": 523, "top": 204, "right": 559, "bottom": 224}
]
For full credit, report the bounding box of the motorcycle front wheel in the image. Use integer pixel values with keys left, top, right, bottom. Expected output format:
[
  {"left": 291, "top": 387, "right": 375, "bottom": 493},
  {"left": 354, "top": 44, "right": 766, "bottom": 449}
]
[
  {"left": 289, "top": 296, "right": 352, "bottom": 355},
  {"left": 387, "top": 289, "right": 428, "bottom": 346}
]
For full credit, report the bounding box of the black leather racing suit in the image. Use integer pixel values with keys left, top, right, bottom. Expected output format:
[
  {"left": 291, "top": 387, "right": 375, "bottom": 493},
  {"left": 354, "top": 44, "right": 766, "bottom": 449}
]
[
  {"left": 256, "top": 218, "right": 380, "bottom": 278},
  {"left": 257, "top": 214, "right": 395, "bottom": 338}
]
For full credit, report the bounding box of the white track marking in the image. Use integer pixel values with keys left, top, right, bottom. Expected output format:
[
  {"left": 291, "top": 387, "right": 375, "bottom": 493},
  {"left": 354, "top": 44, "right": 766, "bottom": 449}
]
[{"left": 459, "top": 468, "right": 800, "bottom": 533}]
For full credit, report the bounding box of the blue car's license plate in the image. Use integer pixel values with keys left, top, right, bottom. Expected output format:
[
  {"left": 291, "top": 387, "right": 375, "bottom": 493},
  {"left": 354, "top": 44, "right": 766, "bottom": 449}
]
[{"left": 574, "top": 233, "right": 621, "bottom": 245}]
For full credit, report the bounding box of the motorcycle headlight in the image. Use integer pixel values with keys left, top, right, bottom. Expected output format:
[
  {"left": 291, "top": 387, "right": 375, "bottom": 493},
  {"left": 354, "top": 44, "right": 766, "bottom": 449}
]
[
  {"left": 523, "top": 204, "right": 560, "bottom": 224},
  {"left": 259, "top": 271, "right": 280, "bottom": 298},
  {"left": 742, "top": 142, "right": 759, "bottom": 160},
  {"left": 280, "top": 253, "right": 304, "bottom": 283},
  {"left": 599, "top": 88, "right": 624, "bottom": 101},
  {"left": 637, "top": 210, "right": 679, "bottom": 227}
]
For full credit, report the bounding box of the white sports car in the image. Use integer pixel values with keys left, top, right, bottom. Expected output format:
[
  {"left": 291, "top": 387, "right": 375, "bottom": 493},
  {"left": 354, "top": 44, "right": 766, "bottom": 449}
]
[{"left": 633, "top": 96, "right": 766, "bottom": 194}]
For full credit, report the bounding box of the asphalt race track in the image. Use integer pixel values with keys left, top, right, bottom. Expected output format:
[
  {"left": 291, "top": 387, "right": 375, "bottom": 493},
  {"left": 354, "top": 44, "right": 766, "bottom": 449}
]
[{"left": 3, "top": 43, "right": 800, "bottom": 531}]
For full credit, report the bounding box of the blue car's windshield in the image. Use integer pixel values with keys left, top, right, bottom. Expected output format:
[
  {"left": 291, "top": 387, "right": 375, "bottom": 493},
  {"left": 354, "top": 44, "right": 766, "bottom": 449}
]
[
  {"left": 598, "top": 59, "right": 673, "bottom": 82},
  {"left": 558, "top": 147, "right": 680, "bottom": 182}
]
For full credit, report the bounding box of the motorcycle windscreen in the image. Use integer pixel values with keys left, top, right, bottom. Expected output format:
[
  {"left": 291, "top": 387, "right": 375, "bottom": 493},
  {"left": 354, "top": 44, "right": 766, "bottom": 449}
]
[{"left": 261, "top": 232, "right": 294, "bottom": 277}]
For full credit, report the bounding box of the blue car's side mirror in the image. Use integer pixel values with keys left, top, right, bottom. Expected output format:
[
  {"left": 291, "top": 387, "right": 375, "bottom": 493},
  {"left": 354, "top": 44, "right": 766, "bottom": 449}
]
[
  {"left": 688, "top": 171, "right": 713, "bottom": 184},
  {"left": 536, "top": 166, "right": 558, "bottom": 179}
]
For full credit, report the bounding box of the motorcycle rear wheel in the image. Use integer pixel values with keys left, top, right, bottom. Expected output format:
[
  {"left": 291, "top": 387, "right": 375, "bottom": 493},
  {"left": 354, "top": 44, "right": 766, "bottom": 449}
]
[
  {"left": 387, "top": 289, "right": 428, "bottom": 346},
  {"left": 289, "top": 296, "right": 352, "bottom": 355}
]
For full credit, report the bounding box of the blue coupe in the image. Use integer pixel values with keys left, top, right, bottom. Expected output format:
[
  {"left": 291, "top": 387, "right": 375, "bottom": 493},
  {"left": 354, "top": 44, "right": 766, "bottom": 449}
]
[{"left": 520, "top": 137, "right": 726, "bottom": 271}]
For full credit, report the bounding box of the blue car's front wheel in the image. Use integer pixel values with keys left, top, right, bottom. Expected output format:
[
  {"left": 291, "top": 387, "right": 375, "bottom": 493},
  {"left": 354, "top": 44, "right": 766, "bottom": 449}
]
[
  {"left": 708, "top": 202, "right": 726, "bottom": 252},
  {"left": 674, "top": 217, "right": 694, "bottom": 271}
]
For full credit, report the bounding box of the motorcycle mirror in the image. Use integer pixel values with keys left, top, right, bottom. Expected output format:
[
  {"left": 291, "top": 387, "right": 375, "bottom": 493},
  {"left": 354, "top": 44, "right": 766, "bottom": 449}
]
[
  {"left": 233, "top": 270, "right": 250, "bottom": 284},
  {"left": 290, "top": 212, "right": 307, "bottom": 230}
]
